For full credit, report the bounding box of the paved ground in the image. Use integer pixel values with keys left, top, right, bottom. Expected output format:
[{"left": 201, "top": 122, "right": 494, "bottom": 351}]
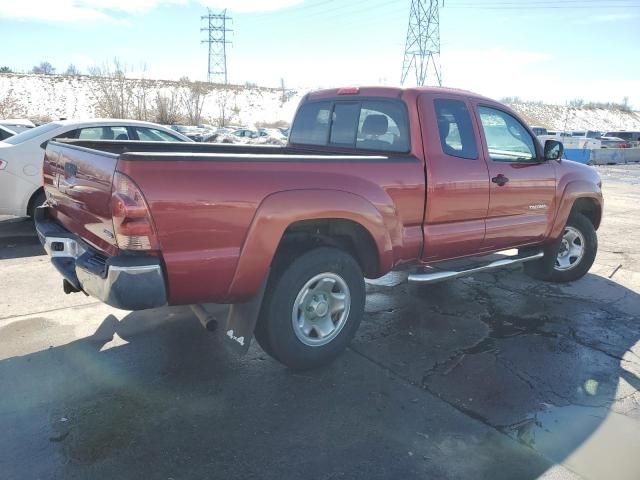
[{"left": 0, "top": 165, "right": 639, "bottom": 480}]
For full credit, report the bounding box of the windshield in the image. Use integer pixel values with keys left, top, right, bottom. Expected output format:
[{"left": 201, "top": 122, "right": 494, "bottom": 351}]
[{"left": 3, "top": 122, "right": 61, "bottom": 145}]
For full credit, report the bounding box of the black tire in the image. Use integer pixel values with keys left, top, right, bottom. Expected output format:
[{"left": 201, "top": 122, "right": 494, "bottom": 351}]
[
  {"left": 255, "top": 247, "right": 365, "bottom": 370},
  {"left": 523, "top": 213, "right": 597, "bottom": 283},
  {"left": 28, "top": 189, "right": 46, "bottom": 220}
]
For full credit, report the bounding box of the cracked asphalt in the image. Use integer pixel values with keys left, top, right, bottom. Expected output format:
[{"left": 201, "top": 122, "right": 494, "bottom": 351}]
[{"left": 1, "top": 165, "right": 639, "bottom": 480}]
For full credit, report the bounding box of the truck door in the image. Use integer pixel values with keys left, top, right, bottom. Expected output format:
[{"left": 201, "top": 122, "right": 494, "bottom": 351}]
[
  {"left": 418, "top": 94, "right": 490, "bottom": 261},
  {"left": 472, "top": 103, "right": 557, "bottom": 251}
]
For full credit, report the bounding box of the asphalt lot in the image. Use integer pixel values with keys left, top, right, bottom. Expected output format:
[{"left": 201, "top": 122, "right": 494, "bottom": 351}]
[{"left": 1, "top": 165, "right": 639, "bottom": 480}]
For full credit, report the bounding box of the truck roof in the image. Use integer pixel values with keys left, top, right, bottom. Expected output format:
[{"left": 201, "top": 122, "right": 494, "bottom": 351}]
[{"left": 305, "top": 86, "right": 491, "bottom": 102}]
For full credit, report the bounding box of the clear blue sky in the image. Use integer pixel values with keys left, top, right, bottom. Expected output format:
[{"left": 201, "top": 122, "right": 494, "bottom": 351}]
[{"left": 1, "top": 0, "right": 639, "bottom": 106}]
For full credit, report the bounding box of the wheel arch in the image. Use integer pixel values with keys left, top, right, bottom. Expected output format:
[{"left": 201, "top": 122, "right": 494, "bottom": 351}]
[
  {"left": 226, "top": 189, "right": 393, "bottom": 301},
  {"left": 570, "top": 197, "right": 602, "bottom": 230},
  {"left": 550, "top": 180, "right": 603, "bottom": 240}
]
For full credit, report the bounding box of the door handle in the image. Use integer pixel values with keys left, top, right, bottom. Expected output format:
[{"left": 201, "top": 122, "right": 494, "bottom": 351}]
[{"left": 492, "top": 174, "right": 509, "bottom": 186}]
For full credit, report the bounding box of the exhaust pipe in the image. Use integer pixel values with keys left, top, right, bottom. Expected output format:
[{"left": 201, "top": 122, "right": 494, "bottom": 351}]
[{"left": 190, "top": 304, "right": 218, "bottom": 332}]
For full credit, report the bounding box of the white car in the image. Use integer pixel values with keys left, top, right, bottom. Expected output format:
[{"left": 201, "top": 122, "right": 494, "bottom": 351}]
[
  {"left": 0, "top": 118, "right": 35, "bottom": 133},
  {"left": 0, "top": 119, "right": 191, "bottom": 218},
  {"left": 0, "top": 124, "right": 16, "bottom": 141}
]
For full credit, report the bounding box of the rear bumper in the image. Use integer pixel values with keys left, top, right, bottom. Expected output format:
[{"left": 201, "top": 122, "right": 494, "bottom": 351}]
[{"left": 35, "top": 206, "right": 167, "bottom": 310}]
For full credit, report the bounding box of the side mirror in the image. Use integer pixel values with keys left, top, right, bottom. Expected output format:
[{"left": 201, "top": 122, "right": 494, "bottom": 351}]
[{"left": 544, "top": 139, "right": 563, "bottom": 161}]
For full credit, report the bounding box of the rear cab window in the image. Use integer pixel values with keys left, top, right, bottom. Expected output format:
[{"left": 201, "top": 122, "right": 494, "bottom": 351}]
[{"left": 290, "top": 99, "right": 410, "bottom": 153}]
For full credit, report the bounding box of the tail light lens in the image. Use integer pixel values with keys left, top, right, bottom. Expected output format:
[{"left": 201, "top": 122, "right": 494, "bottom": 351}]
[{"left": 111, "top": 172, "right": 159, "bottom": 251}]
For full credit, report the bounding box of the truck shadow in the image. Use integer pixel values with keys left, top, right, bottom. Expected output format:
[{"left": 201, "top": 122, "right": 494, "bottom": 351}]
[
  {"left": 0, "top": 217, "right": 44, "bottom": 259},
  {"left": 0, "top": 271, "right": 638, "bottom": 479}
]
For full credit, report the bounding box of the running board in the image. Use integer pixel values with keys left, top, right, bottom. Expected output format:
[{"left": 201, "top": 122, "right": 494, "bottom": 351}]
[{"left": 408, "top": 251, "right": 544, "bottom": 284}]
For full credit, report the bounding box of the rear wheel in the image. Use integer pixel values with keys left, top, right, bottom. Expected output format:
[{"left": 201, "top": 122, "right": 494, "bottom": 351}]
[
  {"left": 524, "top": 213, "right": 597, "bottom": 283},
  {"left": 255, "top": 247, "right": 365, "bottom": 370}
]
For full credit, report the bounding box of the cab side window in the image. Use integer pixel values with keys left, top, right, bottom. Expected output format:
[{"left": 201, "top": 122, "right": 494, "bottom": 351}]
[
  {"left": 478, "top": 106, "right": 536, "bottom": 162},
  {"left": 434, "top": 99, "right": 478, "bottom": 160}
]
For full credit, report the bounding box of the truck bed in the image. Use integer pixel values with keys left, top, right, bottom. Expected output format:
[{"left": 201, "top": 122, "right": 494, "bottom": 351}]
[{"left": 43, "top": 139, "right": 426, "bottom": 305}]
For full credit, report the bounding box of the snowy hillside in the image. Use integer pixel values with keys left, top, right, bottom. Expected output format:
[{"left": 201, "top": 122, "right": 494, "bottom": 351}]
[
  {"left": 0, "top": 73, "right": 303, "bottom": 126},
  {"left": 507, "top": 102, "right": 640, "bottom": 131},
  {"left": 2, "top": 72, "right": 640, "bottom": 132}
]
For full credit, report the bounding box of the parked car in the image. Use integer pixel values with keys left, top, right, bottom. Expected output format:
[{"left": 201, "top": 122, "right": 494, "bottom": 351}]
[
  {"left": 202, "top": 127, "right": 236, "bottom": 142},
  {"left": 530, "top": 126, "right": 548, "bottom": 136},
  {"left": 0, "top": 118, "right": 35, "bottom": 133},
  {"left": 232, "top": 128, "right": 265, "bottom": 139},
  {"left": 36, "top": 86, "right": 602, "bottom": 370},
  {"left": 572, "top": 130, "right": 603, "bottom": 139},
  {"left": 278, "top": 127, "right": 290, "bottom": 137},
  {"left": 599, "top": 136, "right": 631, "bottom": 149},
  {"left": 0, "top": 124, "right": 16, "bottom": 141},
  {"left": 170, "top": 125, "right": 210, "bottom": 142},
  {"left": 602, "top": 131, "right": 640, "bottom": 147},
  {"left": 258, "top": 128, "right": 287, "bottom": 139},
  {"left": 0, "top": 119, "right": 191, "bottom": 218}
]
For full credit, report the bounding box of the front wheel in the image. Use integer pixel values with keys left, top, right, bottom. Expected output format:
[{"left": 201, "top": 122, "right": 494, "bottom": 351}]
[
  {"left": 523, "top": 213, "right": 597, "bottom": 283},
  {"left": 255, "top": 247, "right": 365, "bottom": 370}
]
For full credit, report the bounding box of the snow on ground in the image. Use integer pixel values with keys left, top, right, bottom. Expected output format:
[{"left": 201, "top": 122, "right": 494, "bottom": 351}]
[
  {"left": 2, "top": 72, "right": 640, "bottom": 132},
  {"left": 0, "top": 73, "right": 303, "bottom": 127},
  {"left": 508, "top": 102, "right": 640, "bottom": 131}
]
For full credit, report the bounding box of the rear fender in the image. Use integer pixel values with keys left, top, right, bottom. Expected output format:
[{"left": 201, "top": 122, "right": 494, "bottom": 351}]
[
  {"left": 550, "top": 180, "right": 603, "bottom": 239},
  {"left": 226, "top": 189, "right": 392, "bottom": 301}
]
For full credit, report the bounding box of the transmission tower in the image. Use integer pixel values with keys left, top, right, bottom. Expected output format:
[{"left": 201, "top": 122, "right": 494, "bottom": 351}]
[
  {"left": 401, "top": 0, "right": 442, "bottom": 87},
  {"left": 201, "top": 8, "right": 232, "bottom": 84}
]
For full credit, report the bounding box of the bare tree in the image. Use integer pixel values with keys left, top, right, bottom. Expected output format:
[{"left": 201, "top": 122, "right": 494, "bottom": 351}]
[
  {"left": 623, "top": 96, "right": 630, "bottom": 110},
  {"left": 0, "top": 88, "right": 26, "bottom": 118},
  {"left": 91, "top": 58, "right": 135, "bottom": 118},
  {"left": 216, "top": 88, "right": 238, "bottom": 127},
  {"left": 31, "top": 61, "right": 55, "bottom": 75},
  {"left": 131, "top": 80, "right": 152, "bottom": 121},
  {"left": 65, "top": 64, "right": 81, "bottom": 76},
  {"left": 179, "top": 77, "right": 208, "bottom": 125},
  {"left": 154, "top": 89, "right": 181, "bottom": 124},
  {"left": 280, "top": 78, "right": 286, "bottom": 106}
]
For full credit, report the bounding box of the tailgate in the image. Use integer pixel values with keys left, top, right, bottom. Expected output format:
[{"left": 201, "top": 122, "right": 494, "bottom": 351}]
[{"left": 43, "top": 141, "right": 119, "bottom": 255}]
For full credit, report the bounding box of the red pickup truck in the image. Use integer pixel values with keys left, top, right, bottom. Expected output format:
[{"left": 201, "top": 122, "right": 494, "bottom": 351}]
[{"left": 36, "top": 86, "right": 603, "bottom": 369}]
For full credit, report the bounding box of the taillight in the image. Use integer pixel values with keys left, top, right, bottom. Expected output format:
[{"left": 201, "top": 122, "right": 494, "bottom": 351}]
[{"left": 111, "top": 172, "right": 159, "bottom": 251}]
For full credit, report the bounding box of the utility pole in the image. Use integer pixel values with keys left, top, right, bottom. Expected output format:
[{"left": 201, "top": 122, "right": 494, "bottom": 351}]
[
  {"left": 401, "top": 0, "right": 442, "bottom": 87},
  {"left": 280, "top": 78, "right": 286, "bottom": 105},
  {"left": 201, "top": 8, "right": 232, "bottom": 84}
]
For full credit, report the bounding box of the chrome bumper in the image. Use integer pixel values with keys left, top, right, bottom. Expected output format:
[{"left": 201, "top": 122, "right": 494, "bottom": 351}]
[{"left": 35, "top": 206, "right": 167, "bottom": 310}]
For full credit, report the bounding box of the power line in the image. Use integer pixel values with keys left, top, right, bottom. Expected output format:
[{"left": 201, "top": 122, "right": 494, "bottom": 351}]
[
  {"left": 446, "top": 0, "right": 640, "bottom": 8},
  {"left": 201, "top": 8, "right": 232, "bottom": 84},
  {"left": 250, "top": 0, "right": 395, "bottom": 28},
  {"left": 401, "top": 0, "right": 443, "bottom": 87},
  {"left": 449, "top": 0, "right": 640, "bottom": 4}
]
